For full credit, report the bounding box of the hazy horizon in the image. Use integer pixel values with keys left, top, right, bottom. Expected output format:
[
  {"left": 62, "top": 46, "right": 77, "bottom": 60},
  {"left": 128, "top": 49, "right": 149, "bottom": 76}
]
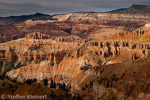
[{"left": 0, "top": 0, "right": 150, "bottom": 17}]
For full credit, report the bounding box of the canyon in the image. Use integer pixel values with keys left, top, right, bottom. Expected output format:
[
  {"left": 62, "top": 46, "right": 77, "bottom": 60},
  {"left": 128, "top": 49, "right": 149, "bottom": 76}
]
[
  {"left": 0, "top": 27, "right": 150, "bottom": 99},
  {"left": 0, "top": 12, "right": 149, "bottom": 43},
  {"left": 1, "top": 5, "right": 150, "bottom": 100}
]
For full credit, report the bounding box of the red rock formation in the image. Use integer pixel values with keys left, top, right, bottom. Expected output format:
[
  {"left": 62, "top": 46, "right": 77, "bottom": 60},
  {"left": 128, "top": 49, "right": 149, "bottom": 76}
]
[
  {"left": 0, "top": 12, "right": 149, "bottom": 43},
  {"left": 0, "top": 13, "right": 150, "bottom": 99}
]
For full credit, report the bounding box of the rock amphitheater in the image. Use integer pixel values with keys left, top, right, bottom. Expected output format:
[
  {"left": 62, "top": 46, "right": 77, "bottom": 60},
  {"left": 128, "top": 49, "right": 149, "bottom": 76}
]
[{"left": 0, "top": 11, "right": 150, "bottom": 100}]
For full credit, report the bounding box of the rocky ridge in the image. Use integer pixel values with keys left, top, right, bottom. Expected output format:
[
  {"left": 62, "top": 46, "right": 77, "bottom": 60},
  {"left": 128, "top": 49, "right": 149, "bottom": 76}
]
[
  {"left": 0, "top": 26, "right": 149, "bottom": 99},
  {"left": 1, "top": 8, "right": 150, "bottom": 99},
  {"left": 0, "top": 12, "right": 149, "bottom": 43}
]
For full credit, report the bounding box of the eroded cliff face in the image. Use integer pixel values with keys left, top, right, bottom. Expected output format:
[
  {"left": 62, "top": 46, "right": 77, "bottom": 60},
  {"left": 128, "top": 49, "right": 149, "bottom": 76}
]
[
  {"left": 54, "top": 12, "right": 150, "bottom": 22},
  {"left": 0, "top": 26, "right": 149, "bottom": 99},
  {"left": 0, "top": 79, "right": 72, "bottom": 100},
  {"left": 1, "top": 12, "right": 150, "bottom": 99},
  {"left": 0, "top": 12, "right": 149, "bottom": 43}
]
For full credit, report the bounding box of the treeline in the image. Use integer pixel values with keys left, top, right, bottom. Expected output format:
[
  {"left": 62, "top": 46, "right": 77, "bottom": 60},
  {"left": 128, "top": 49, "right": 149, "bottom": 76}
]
[
  {"left": 0, "top": 60, "right": 25, "bottom": 79},
  {"left": 24, "top": 78, "right": 68, "bottom": 91}
]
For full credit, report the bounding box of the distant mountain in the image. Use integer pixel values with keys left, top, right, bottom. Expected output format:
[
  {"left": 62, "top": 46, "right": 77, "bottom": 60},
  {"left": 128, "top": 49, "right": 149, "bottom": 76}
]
[
  {"left": 0, "top": 13, "right": 57, "bottom": 25},
  {"left": 108, "top": 4, "right": 150, "bottom": 14},
  {"left": 1, "top": 4, "right": 150, "bottom": 26}
]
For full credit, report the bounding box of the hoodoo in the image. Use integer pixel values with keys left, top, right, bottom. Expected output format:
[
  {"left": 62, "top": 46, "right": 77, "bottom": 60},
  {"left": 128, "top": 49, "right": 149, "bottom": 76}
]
[{"left": 1, "top": 4, "right": 150, "bottom": 100}]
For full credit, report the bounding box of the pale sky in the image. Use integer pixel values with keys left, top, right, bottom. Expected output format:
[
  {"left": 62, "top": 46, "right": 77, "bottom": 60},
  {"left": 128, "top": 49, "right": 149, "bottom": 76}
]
[{"left": 0, "top": 0, "right": 150, "bottom": 17}]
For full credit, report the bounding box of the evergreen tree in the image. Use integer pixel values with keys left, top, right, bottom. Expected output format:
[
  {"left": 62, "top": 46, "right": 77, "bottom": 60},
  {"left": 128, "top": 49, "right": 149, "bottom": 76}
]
[
  {"left": 98, "top": 59, "right": 101, "bottom": 66},
  {"left": 59, "top": 83, "right": 63, "bottom": 90},
  {"left": 33, "top": 78, "right": 37, "bottom": 83},
  {"left": 43, "top": 77, "right": 48, "bottom": 86},
  {"left": 50, "top": 79, "right": 54, "bottom": 88},
  {"left": 53, "top": 80, "right": 56, "bottom": 88},
  {"left": 90, "top": 81, "right": 93, "bottom": 88},
  {"left": 63, "top": 83, "right": 66, "bottom": 91},
  {"left": 25, "top": 79, "right": 32, "bottom": 85}
]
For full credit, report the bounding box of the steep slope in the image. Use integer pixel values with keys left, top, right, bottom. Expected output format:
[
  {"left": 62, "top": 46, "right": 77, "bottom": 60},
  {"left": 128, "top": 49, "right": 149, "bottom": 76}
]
[
  {"left": 1, "top": 6, "right": 150, "bottom": 100},
  {"left": 0, "top": 13, "right": 57, "bottom": 26},
  {"left": 13, "top": 83, "right": 72, "bottom": 100},
  {"left": 0, "top": 81, "right": 72, "bottom": 100},
  {"left": 108, "top": 4, "right": 150, "bottom": 14},
  {"left": 0, "top": 12, "right": 149, "bottom": 43},
  {"left": 0, "top": 27, "right": 149, "bottom": 99}
]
